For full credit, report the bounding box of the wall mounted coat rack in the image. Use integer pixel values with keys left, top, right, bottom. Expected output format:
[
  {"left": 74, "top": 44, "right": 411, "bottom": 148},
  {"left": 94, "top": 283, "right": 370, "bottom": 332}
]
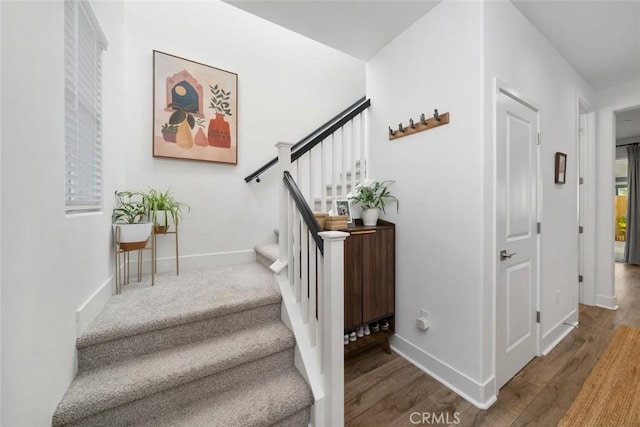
[{"left": 389, "top": 109, "right": 450, "bottom": 141}]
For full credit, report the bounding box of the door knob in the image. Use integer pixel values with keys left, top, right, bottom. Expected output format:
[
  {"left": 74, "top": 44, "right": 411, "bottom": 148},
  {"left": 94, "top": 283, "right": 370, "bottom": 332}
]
[{"left": 500, "top": 250, "right": 517, "bottom": 261}]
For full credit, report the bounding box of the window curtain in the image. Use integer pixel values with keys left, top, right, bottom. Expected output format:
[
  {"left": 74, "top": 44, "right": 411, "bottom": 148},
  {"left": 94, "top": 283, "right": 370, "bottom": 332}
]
[{"left": 624, "top": 144, "right": 640, "bottom": 263}]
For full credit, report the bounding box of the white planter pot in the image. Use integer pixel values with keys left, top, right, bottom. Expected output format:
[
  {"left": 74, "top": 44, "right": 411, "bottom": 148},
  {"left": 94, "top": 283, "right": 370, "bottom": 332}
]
[
  {"left": 362, "top": 208, "right": 380, "bottom": 226},
  {"left": 151, "top": 210, "right": 175, "bottom": 233},
  {"left": 113, "top": 222, "right": 152, "bottom": 250}
]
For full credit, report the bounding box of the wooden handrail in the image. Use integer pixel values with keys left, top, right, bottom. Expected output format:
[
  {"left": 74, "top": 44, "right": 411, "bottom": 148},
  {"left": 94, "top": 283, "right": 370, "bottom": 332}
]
[{"left": 244, "top": 97, "right": 371, "bottom": 183}]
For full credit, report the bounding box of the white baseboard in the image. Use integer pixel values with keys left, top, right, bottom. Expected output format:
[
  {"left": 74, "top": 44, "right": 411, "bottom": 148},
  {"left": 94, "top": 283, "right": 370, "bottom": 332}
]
[
  {"left": 76, "top": 276, "right": 113, "bottom": 337},
  {"left": 129, "top": 250, "right": 256, "bottom": 274},
  {"left": 595, "top": 293, "right": 618, "bottom": 310},
  {"left": 390, "top": 335, "right": 497, "bottom": 409},
  {"left": 541, "top": 309, "right": 578, "bottom": 355}
]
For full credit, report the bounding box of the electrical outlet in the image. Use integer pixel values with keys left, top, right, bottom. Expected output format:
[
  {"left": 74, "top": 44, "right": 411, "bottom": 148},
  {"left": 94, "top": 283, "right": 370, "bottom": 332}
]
[
  {"left": 417, "top": 309, "right": 430, "bottom": 331},
  {"left": 556, "top": 290, "right": 560, "bottom": 305}
]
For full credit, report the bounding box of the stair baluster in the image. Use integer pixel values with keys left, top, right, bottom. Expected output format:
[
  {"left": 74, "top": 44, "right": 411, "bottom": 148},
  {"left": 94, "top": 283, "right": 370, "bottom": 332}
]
[{"left": 274, "top": 142, "right": 348, "bottom": 427}]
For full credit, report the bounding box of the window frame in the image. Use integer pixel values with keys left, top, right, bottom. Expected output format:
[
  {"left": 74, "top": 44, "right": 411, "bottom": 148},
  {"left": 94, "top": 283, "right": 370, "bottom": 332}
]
[{"left": 64, "top": 0, "right": 108, "bottom": 214}]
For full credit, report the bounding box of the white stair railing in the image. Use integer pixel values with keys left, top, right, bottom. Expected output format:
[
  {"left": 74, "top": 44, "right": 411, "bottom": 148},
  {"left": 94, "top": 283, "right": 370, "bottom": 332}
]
[
  {"left": 291, "top": 108, "right": 368, "bottom": 213},
  {"left": 244, "top": 97, "right": 369, "bottom": 191},
  {"left": 274, "top": 142, "right": 348, "bottom": 427}
]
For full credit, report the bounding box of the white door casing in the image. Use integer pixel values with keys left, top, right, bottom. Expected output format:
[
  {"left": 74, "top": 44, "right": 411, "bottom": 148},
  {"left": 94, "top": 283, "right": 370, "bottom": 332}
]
[
  {"left": 578, "top": 113, "right": 586, "bottom": 302},
  {"left": 577, "top": 98, "right": 596, "bottom": 306},
  {"left": 496, "top": 88, "right": 539, "bottom": 389}
]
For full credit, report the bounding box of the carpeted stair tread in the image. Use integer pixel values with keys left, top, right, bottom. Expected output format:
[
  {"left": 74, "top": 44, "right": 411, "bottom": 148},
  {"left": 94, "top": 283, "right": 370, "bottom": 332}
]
[
  {"left": 77, "top": 303, "right": 282, "bottom": 371},
  {"left": 140, "top": 367, "right": 313, "bottom": 427},
  {"left": 53, "top": 321, "right": 295, "bottom": 425},
  {"left": 69, "top": 350, "right": 295, "bottom": 427},
  {"left": 78, "top": 263, "right": 279, "bottom": 347},
  {"left": 254, "top": 242, "right": 279, "bottom": 265}
]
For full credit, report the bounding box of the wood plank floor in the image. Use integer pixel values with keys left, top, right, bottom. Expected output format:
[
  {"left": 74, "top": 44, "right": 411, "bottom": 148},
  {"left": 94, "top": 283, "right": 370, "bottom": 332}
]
[{"left": 345, "top": 262, "right": 640, "bottom": 426}]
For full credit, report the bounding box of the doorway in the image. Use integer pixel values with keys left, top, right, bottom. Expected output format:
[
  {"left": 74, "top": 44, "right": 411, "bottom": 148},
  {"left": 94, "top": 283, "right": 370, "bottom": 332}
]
[
  {"left": 495, "top": 87, "right": 540, "bottom": 389},
  {"left": 614, "top": 107, "right": 640, "bottom": 265}
]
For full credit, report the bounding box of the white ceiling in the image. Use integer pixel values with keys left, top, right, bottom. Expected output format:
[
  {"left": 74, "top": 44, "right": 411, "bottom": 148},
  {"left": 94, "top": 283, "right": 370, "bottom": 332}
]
[
  {"left": 225, "top": 0, "right": 639, "bottom": 90},
  {"left": 511, "top": 1, "right": 640, "bottom": 90},
  {"left": 616, "top": 108, "right": 640, "bottom": 141},
  {"left": 224, "top": 0, "right": 640, "bottom": 139},
  {"left": 224, "top": 0, "right": 441, "bottom": 60}
]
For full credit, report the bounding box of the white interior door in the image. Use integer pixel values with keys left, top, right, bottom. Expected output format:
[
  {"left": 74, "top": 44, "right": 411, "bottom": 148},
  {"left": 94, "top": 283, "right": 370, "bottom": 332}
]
[{"left": 496, "top": 89, "right": 539, "bottom": 389}]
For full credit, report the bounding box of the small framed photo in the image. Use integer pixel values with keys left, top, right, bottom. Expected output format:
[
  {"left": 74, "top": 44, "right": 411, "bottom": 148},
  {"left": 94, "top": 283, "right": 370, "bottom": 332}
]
[
  {"left": 334, "top": 198, "right": 352, "bottom": 223},
  {"left": 555, "top": 152, "right": 567, "bottom": 184}
]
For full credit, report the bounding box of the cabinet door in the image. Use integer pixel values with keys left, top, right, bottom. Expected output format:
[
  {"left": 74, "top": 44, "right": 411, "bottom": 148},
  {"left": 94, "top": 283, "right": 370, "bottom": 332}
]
[
  {"left": 362, "top": 228, "right": 395, "bottom": 322},
  {"left": 344, "top": 233, "right": 362, "bottom": 329}
]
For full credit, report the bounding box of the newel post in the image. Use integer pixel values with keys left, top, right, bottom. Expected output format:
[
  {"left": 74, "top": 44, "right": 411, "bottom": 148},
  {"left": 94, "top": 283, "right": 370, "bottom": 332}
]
[
  {"left": 319, "top": 230, "right": 348, "bottom": 426},
  {"left": 274, "top": 142, "right": 294, "bottom": 273}
]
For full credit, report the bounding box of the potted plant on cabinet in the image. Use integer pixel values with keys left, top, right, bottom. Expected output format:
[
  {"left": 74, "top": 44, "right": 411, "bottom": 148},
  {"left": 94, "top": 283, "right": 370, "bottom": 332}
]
[
  {"left": 142, "top": 188, "right": 190, "bottom": 234},
  {"left": 112, "top": 191, "right": 153, "bottom": 251},
  {"left": 350, "top": 180, "right": 398, "bottom": 226}
]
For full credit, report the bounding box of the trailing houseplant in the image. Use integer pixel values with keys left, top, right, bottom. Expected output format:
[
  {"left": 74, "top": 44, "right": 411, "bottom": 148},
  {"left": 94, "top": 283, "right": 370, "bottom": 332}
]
[
  {"left": 350, "top": 180, "right": 398, "bottom": 226},
  {"left": 112, "top": 191, "right": 152, "bottom": 251},
  {"left": 142, "top": 188, "right": 190, "bottom": 234}
]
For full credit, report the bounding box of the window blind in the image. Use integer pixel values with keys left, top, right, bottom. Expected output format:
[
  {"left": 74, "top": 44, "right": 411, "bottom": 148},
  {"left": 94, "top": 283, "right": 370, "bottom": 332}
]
[{"left": 65, "top": 0, "right": 107, "bottom": 213}]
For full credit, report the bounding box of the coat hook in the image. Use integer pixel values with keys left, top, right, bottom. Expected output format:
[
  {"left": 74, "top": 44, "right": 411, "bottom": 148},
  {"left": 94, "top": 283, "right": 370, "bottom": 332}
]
[
  {"left": 389, "top": 126, "right": 394, "bottom": 136},
  {"left": 409, "top": 118, "right": 415, "bottom": 129},
  {"left": 398, "top": 123, "right": 404, "bottom": 132},
  {"left": 420, "top": 113, "right": 427, "bottom": 125},
  {"left": 433, "top": 109, "right": 441, "bottom": 122}
]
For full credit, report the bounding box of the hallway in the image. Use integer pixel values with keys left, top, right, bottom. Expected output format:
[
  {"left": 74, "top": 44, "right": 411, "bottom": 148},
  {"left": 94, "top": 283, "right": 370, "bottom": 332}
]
[{"left": 344, "top": 263, "right": 640, "bottom": 426}]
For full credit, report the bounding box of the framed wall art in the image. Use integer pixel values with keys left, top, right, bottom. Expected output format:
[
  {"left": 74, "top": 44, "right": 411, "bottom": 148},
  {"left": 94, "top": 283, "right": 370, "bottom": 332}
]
[
  {"left": 555, "top": 152, "right": 567, "bottom": 184},
  {"left": 153, "top": 50, "right": 238, "bottom": 164}
]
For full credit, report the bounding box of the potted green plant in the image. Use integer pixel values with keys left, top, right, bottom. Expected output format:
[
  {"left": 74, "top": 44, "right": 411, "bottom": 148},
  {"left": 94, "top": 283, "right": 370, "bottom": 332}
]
[
  {"left": 142, "top": 188, "right": 189, "bottom": 234},
  {"left": 112, "top": 191, "right": 152, "bottom": 251},
  {"left": 350, "top": 180, "right": 398, "bottom": 226}
]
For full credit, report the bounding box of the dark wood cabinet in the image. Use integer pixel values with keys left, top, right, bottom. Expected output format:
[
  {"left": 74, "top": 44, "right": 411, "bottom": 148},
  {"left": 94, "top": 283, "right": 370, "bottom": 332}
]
[{"left": 344, "top": 220, "right": 395, "bottom": 356}]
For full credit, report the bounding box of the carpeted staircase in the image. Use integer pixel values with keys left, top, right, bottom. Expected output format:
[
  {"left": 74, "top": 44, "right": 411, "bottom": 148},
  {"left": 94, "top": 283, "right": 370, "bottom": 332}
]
[
  {"left": 255, "top": 229, "right": 279, "bottom": 270},
  {"left": 52, "top": 263, "right": 313, "bottom": 426}
]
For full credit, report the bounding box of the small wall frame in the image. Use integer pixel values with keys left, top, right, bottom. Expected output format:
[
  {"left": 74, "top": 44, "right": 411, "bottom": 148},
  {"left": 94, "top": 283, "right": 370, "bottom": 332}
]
[{"left": 555, "top": 152, "right": 567, "bottom": 184}]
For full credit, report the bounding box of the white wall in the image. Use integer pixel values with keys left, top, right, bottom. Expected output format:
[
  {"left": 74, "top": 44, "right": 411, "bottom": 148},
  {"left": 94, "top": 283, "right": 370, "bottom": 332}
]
[
  {"left": 483, "top": 0, "right": 596, "bottom": 386},
  {"left": 596, "top": 77, "right": 640, "bottom": 308},
  {"left": 121, "top": 1, "right": 365, "bottom": 270},
  {"left": 367, "top": 0, "right": 597, "bottom": 407},
  {"left": 366, "top": 1, "right": 488, "bottom": 406},
  {"left": 0, "top": 0, "right": 3, "bottom": 421},
  {"left": 0, "top": 1, "right": 365, "bottom": 424},
  {"left": 0, "top": 1, "right": 124, "bottom": 424}
]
